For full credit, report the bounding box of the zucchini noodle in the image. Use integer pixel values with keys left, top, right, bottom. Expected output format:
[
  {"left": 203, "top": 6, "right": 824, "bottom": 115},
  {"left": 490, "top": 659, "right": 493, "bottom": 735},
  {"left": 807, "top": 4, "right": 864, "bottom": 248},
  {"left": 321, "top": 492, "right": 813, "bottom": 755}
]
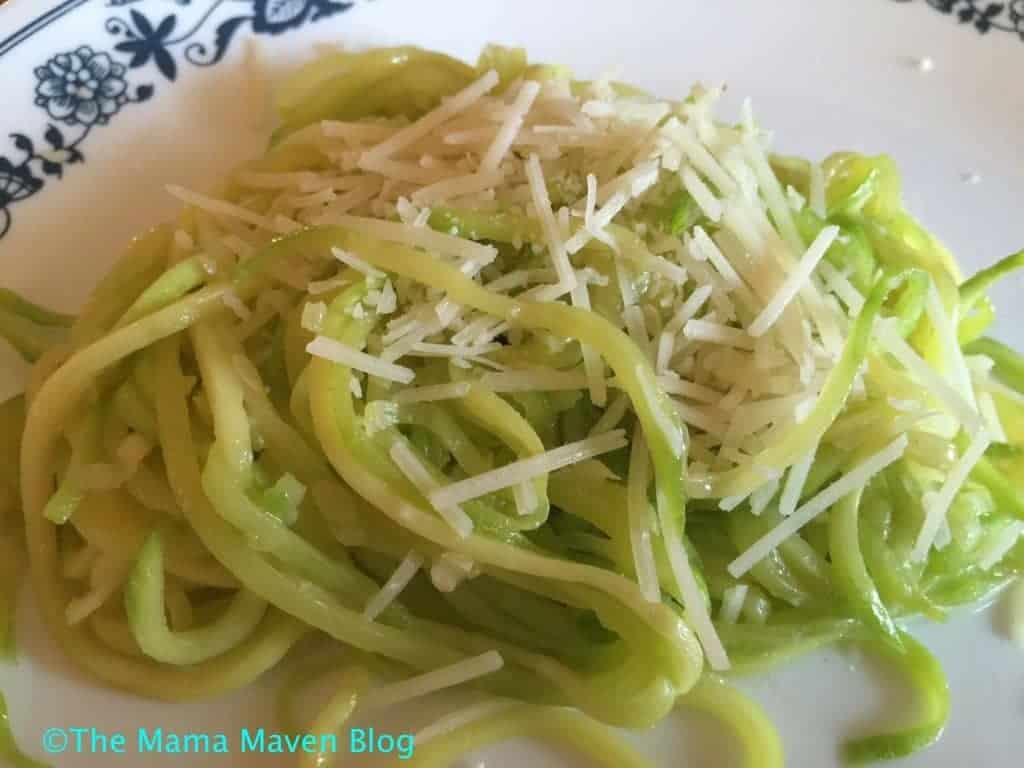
[
  {"left": 0, "top": 43, "right": 1022, "bottom": 767},
  {"left": 407, "top": 703, "right": 651, "bottom": 768}
]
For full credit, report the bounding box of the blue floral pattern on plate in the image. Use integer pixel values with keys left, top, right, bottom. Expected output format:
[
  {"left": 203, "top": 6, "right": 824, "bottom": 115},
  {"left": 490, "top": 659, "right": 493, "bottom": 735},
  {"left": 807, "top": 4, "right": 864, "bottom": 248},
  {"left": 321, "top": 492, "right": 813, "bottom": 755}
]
[
  {"left": 894, "top": 0, "right": 1024, "bottom": 37},
  {"left": 3, "top": 0, "right": 1019, "bottom": 241},
  {"left": 34, "top": 47, "right": 130, "bottom": 126},
  {"left": 0, "top": 0, "right": 354, "bottom": 239}
]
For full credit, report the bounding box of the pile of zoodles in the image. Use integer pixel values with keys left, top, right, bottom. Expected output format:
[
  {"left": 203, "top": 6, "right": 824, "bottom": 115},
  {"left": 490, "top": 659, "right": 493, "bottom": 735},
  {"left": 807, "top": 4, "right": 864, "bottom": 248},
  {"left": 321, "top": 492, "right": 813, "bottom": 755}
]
[{"left": 1, "top": 44, "right": 1022, "bottom": 767}]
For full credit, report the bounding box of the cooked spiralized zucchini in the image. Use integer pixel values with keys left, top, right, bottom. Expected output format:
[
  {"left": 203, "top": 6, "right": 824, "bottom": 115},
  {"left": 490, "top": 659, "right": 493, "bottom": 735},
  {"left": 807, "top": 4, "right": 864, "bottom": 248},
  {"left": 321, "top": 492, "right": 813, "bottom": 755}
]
[{"left": 0, "top": 43, "right": 1022, "bottom": 767}]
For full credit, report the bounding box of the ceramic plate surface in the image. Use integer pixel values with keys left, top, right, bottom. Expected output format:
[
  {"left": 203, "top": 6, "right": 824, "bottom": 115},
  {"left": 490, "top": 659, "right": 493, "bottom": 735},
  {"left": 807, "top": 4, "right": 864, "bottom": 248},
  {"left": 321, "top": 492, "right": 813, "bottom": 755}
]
[{"left": 0, "top": 1, "right": 1022, "bottom": 766}]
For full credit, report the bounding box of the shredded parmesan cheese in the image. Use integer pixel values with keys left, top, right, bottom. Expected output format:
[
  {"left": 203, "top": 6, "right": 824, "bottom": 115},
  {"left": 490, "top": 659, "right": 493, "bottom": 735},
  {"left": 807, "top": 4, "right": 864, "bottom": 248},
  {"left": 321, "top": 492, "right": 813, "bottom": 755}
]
[
  {"left": 336, "top": 215, "right": 498, "bottom": 265},
  {"left": 977, "top": 391, "right": 1007, "bottom": 443},
  {"left": 588, "top": 393, "right": 631, "bottom": 436},
  {"left": 391, "top": 381, "right": 472, "bottom": 404},
  {"left": 691, "top": 227, "right": 741, "bottom": 289},
  {"left": 683, "top": 319, "right": 755, "bottom": 350},
  {"left": 360, "top": 70, "right": 501, "bottom": 163},
  {"left": 363, "top": 551, "right": 424, "bottom": 620},
  {"left": 389, "top": 441, "right": 473, "bottom": 538},
  {"left": 911, "top": 429, "right": 992, "bottom": 562},
  {"left": 749, "top": 477, "right": 780, "bottom": 516},
  {"left": 729, "top": 435, "right": 909, "bottom": 577},
  {"left": 331, "top": 246, "right": 384, "bottom": 277},
  {"left": 924, "top": 285, "right": 977, "bottom": 410},
  {"left": 412, "top": 170, "right": 505, "bottom": 206},
  {"left": 681, "top": 166, "right": 722, "bottom": 222},
  {"left": 877, "top": 323, "right": 982, "bottom": 434},
  {"left": 657, "top": 374, "right": 721, "bottom": 404},
  {"left": 777, "top": 448, "right": 816, "bottom": 517},
  {"left": 307, "top": 276, "right": 351, "bottom": 295},
  {"left": 166, "top": 185, "right": 296, "bottom": 234},
  {"left": 306, "top": 336, "right": 415, "bottom": 384},
  {"left": 661, "top": 505, "right": 731, "bottom": 670},
  {"left": 817, "top": 261, "right": 864, "bottom": 314},
  {"left": 719, "top": 584, "right": 749, "bottom": 624},
  {"left": 748, "top": 226, "right": 838, "bottom": 337},
  {"left": 976, "top": 521, "right": 1024, "bottom": 571},
  {"left": 409, "top": 342, "right": 501, "bottom": 358},
  {"left": 429, "top": 430, "right": 627, "bottom": 509},
  {"left": 524, "top": 153, "right": 577, "bottom": 291},
  {"left": 481, "top": 80, "right": 541, "bottom": 171},
  {"left": 361, "top": 651, "right": 504, "bottom": 712},
  {"left": 627, "top": 434, "right": 661, "bottom": 603}
]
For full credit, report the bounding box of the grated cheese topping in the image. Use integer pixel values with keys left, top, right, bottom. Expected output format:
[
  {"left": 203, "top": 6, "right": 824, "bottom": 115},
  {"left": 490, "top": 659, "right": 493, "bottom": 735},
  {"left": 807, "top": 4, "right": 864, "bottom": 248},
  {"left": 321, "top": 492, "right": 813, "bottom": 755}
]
[
  {"left": 390, "top": 441, "right": 474, "bottom": 538},
  {"left": 719, "top": 584, "right": 749, "bottom": 624},
  {"left": 331, "top": 246, "right": 384, "bottom": 277},
  {"left": 361, "top": 651, "right": 504, "bottom": 712},
  {"left": 363, "top": 551, "right": 424, "bottom": 621},
  {"left": 748, "top": 226, "right": 839, "bottom": 337},
  {"left": 877, "top": 322, "right": 982, "bottom": 434},
  {"left": 976, "top": 521, "right": 1024, "bottom": 571},
  {"left": 360, "top": 70, "right": 501, "bottom": 164},
  {"left": 307, "top": 336, "right": 416, "bottom": 384},
  {"left": 429, "top": 430, "right": 627, "bottom": 509},
  {"left": 153, "top": 50, "right": 1024, "bottom": 679},
  {"left": 391, "top": 381, "right": 473, "bottom": 404},
  {"left": 627, "top": 434, "right": 661, "bottom": 603},
  {"left": 524, "top": 153, "right": 577, "bottom": 291},
  {"left": 911, "top": 429, "right": 992, "bottom": 562},
  {"left": 481, "top": 80, "right": 541, "bottom": 172},
  {"left": 729, "top": 435, "right": 909, "bottom": 578},
  {"left": 777, "top": 448, "right": 816, "bottom": 517}
]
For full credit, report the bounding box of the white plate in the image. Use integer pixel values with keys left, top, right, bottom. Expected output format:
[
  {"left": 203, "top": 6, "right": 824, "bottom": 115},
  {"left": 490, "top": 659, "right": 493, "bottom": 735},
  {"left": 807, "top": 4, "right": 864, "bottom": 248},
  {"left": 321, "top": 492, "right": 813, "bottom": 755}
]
[{"left": 1, "top": 1, "right": 1022, "bottom": 766}]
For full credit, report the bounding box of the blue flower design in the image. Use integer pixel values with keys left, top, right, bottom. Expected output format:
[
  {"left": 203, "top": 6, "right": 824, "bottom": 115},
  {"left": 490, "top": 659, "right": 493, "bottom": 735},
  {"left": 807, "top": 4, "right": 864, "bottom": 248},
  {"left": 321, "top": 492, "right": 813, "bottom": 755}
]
[
  {"left": 0, "top": 155, "right": 44, "bottom": 237},
  {"left": 3, "top": 0, "right": 357, "bottom": 242},
  {"left": 252, "top": 0, "right": 353, "bottom": 35},
  {"left": 908, "top": 0, "right": 1024, "bottom": 36},
  {"left": 113, "top": 10, "right": 179, "bottom": 80},
  {"left": 1011, "top": 0, "right": 1024, "bottom": 35},
  {"left": 33, "top": 46, "right": 128, "bottom": 126}
]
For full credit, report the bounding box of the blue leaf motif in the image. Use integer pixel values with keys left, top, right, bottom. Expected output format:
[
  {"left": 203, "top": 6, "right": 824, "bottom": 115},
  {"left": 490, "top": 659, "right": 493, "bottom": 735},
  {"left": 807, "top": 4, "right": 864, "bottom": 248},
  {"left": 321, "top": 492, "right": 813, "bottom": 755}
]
[
  {"left": 265, "top": 0, "right": 308, "bottom": 25},
  {"left": 154, "top": 46, "right": 177, "bottom": 80},
  {"left": 0, "top": 156, "right": 43, "bottom": 204},
  {"left": 41, "top": 160, "right": 63, "bottom": 178},
  {"left": 310, "top": 0, "right": 353, "bottom": 21},
  {"left": 900, "top": 1, "right": 1021, "bottom": 36},
  {"left": 11, "top": 135, "right": 34, "bottom": 155},
  {"left": 154, "top": 15, "right": 177, "bottom": 39},
  {"left": 2, "top": 0, "right": 355, "bottom": 241},
  {"left": 114, "top": 40, "right": 148, "bottom": 67},
  {"left": 130, "top": 9, "right": 153, "bottom": 37},
  {"left": 252, "top": 0, "right": 321, "bottom": 33},
  {"left": 208, "top": 16, "right": 251, "bottom": 65},
  {"left": 112, "top": 11, "right": 179, "bottom": 79},
  {"left": 44, "top": 125, "right": 64, "bottom": 150}
]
